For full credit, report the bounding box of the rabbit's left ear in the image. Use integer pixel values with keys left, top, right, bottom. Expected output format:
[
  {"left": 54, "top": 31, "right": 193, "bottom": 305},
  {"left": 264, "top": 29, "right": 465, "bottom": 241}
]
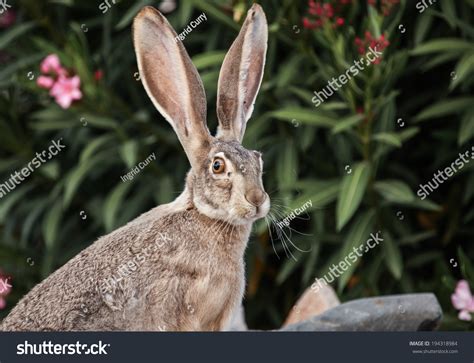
[
  {"left": 216, "top": 4, "right": 268, "bottom": 143},
  {"left": 133, "top": 6, "right": 211, "bottom": 170}
]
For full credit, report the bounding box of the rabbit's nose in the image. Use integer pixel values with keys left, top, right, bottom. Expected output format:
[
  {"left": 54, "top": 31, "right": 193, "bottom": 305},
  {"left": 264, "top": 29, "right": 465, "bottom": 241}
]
[{"left": 245, "top": 188, "right": 266, "bottom": 207}]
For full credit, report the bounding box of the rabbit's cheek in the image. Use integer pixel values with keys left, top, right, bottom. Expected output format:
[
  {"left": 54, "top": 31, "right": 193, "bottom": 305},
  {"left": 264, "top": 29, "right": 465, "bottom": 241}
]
[{"left": 214, "top": 179, "right": 232, "bottom": 189}]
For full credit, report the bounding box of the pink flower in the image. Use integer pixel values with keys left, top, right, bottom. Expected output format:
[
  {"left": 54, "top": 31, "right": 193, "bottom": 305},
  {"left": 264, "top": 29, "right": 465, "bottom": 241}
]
[
  {"left": 40, "top": 54, "right": 66, "bottom": 75},
  {"left": 355, "top": 31, "right": 390, "bottom": 64},
  {"left": 94, "top": 69, "right": 104, "bottom": 81},
  {"left": 0, "top": 9, "right": 16, "bottom": 28},
  {"left": 37, "top": 54, "right": 83, "bottom": 108},
  {"left": 451, "top": 280, "right": 474, "bottom": 321},
  {"left": 304, "top": 1, "right": 350, "bottom": 31},
  {"left": 37, "top": 75, "right": 55, "bottom": 89},
  {"left": 49, "top": 75, "right": 82, "bottom": 109}
]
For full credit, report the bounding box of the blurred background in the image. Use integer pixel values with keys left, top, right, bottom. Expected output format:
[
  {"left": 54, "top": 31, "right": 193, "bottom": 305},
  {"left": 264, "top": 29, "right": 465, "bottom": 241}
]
[{"left": 0, "top": 0, "right": 473, "bottom": 330}]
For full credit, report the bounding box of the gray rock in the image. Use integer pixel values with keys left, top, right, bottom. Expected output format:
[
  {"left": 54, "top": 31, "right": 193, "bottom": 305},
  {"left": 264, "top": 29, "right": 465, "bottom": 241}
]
[
  {"left": 224, "top": 305, "right": 248, "bottom": 331},
  {"left": 280, "top": 293, "right": 442, "bottom": 331}
]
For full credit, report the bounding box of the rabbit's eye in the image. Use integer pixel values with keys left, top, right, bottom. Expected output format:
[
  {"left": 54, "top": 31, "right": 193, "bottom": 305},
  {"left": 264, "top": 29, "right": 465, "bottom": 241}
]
[{"left": 212, "top": 157, "right": 226, "bottom": 174}]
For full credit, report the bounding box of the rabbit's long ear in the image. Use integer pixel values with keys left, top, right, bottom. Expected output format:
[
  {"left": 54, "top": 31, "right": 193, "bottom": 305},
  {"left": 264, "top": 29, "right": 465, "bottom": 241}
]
[
  {"left": 216, "top": 4, "right": 268, "bottom": 143},
  {"left": 133, "top": 6, "right": 211, "bottom": 169}
]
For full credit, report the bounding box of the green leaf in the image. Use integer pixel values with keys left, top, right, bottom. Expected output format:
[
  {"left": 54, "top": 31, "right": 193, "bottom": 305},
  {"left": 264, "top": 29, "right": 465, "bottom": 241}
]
[
  {"left": 411, "top": 39, "right": 474, "bottom": 55},
  {"left": 119, "top": 140, "right": 139, "bottom": 168},
  {"left": 338, "top": 209, "right": 375, "bottom": 292},
  {"left": 406, "top": 198, "right": 442, "bottom": 211},
  {"left": 80, "top": 135, "right": 115, "bottom": 163},
  {"left": 382, "top": 232, "right": 403, "bottom": 280},
  {"left": 458, "top": 247, "right": 474, "bottom": 282},
  {"left": 421, "top": 52, "right": 460, "bottom": 71},
  {"left": 399, "top": 231, "right": 437, "bottom": 245},
  {"left": 0, "top": 187, "right": 32, "bottom": 223},
  {"left": 276, "top": 140, "right": 297, "bottom": 189},
  {"left": 302, "top": 242, "right": 320, "bottom": 285},
  {"left": 398, "top": 127, "right": 420, "bottom": 143},
  {"left": 367, "top": 5, "right": 381, "bottom": 38},
  {"left": 0, "top": 53, "right": 44, "bottom": 82},
  {"left": 276, "top": 55, "right": 303, "bottom": 89},
  {"left": 21, "top": 200, "right": 48, "bottom": 246},
  {"left": 30, "top": 120, "right": 76, "bottom": 131},
  {"left": 373, "top": 180, "right": 415, "bottom": 203},
  {"left": 178, "top": 0, "right": 194, "bottom": 27},
  {"left": 336, "top": 162, "right": 371, "bottom": 231},
  {"left": 440, "top": 0, "right": 457, "bottom": 28},
  {"left": 270, "top": 108, "right": 336, "bottom": 128},
  {"left": 289, "top": 179, "right": 341, "bottom": 210},
  {"left": 415, "top": 98, "right": 474, "bottom": 122},
  {"left": 414, "top": 13, "right": 433, "bottom": 45},
  {"left": 276, "top": 256, "right": 303, "bottom": 284},
  {"left": 450, "top": 53, "right": 474, "bottom": 91},
  {"left": 0, "top": 22, "right": 35, "bottom": 50},
  {"left": 331, "top": 114, "right": 364, "bottom": 134},
  {"left": 42, "top": 200, "right": 63, "bottom": 249},
  {"left": 458, "top": 109, "right": 474, "bottom": 145},
  {"left": 288, "top": 87, "right": 317, "bottom": 107},
  {"left": 39, "top": 162, "right": 60, "bottom": 180},
  {"left": 63, "top": 154, "right": 109, "bottom": 208},
  {"left": 103, "top": 182, "right": 134, "bottom": 232},
  {"left": 192, "top": 51, "right": 226, "bottom": 70},
  {"left": 190, "top": 0, "right": 239, "bottom": 31},
  {"left": 115, "top": 0, "right": 155, "bottom": 30},
  {"left": 372, "top": 132, "right": 402, "bottom": 147},
  {"left": 82, "top": 114, "right": 118, "bottom": 130},
  {"left": 200, "top": 70, "right": 219, "bottom": 91}
]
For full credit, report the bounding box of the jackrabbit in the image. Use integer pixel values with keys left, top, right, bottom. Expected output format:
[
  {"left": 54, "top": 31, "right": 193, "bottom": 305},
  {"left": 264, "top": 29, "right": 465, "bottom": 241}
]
[{"left": 0, "top": 4, "right": 269, "bottom": 331}]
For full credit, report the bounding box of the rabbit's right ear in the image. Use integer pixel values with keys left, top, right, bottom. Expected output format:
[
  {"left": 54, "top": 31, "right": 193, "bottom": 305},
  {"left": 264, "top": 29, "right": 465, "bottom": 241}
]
[
  {"left": 133, "top": 6, "right": 211, "bottom": 169},
  {"left": 216, "top": 4, "right": 268, "bottom": 143}
]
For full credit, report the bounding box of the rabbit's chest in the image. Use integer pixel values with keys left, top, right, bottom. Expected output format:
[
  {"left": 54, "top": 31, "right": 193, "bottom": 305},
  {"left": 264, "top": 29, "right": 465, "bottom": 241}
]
[{"left": 191, "top": 262, "right": 245, "bottom": 330}]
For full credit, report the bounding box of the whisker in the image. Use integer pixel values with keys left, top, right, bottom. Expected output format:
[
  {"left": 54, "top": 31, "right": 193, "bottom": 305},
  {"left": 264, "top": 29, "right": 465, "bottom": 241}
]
[{"left": 264, "top": 216, "right": 280, "bottom": 259}]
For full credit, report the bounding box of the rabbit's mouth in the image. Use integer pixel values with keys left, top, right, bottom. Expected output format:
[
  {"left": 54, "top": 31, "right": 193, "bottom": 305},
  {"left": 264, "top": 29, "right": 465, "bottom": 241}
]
[{"left": 240, "top": 197, "right": 270, "bottom": 222}]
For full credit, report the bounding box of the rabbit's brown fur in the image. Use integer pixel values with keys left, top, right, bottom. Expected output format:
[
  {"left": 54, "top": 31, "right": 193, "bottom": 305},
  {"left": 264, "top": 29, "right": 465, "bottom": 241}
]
[
  {"left": 1, "top": 184, "right": 249, "bottom": 331},
  {"left": 1, "top": 4, "right": 268, "bottom": 331}
]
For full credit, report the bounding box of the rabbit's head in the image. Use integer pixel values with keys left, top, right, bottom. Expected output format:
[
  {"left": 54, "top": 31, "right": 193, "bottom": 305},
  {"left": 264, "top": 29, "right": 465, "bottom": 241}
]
[{"left": 133, "top": 4, "right": 269, "bottom": 225}]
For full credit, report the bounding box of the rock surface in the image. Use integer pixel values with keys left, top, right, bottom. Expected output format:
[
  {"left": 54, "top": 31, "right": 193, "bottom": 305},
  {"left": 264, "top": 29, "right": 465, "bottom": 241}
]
[
  {"left": 224, "top": 304, "right": 248, "bottom": 331},
  {"left": 283, "top": 283, "right": 340, "bottom": 326},
  {"left": 281, "top": 293, "right": 442, "bottom": 331}
]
